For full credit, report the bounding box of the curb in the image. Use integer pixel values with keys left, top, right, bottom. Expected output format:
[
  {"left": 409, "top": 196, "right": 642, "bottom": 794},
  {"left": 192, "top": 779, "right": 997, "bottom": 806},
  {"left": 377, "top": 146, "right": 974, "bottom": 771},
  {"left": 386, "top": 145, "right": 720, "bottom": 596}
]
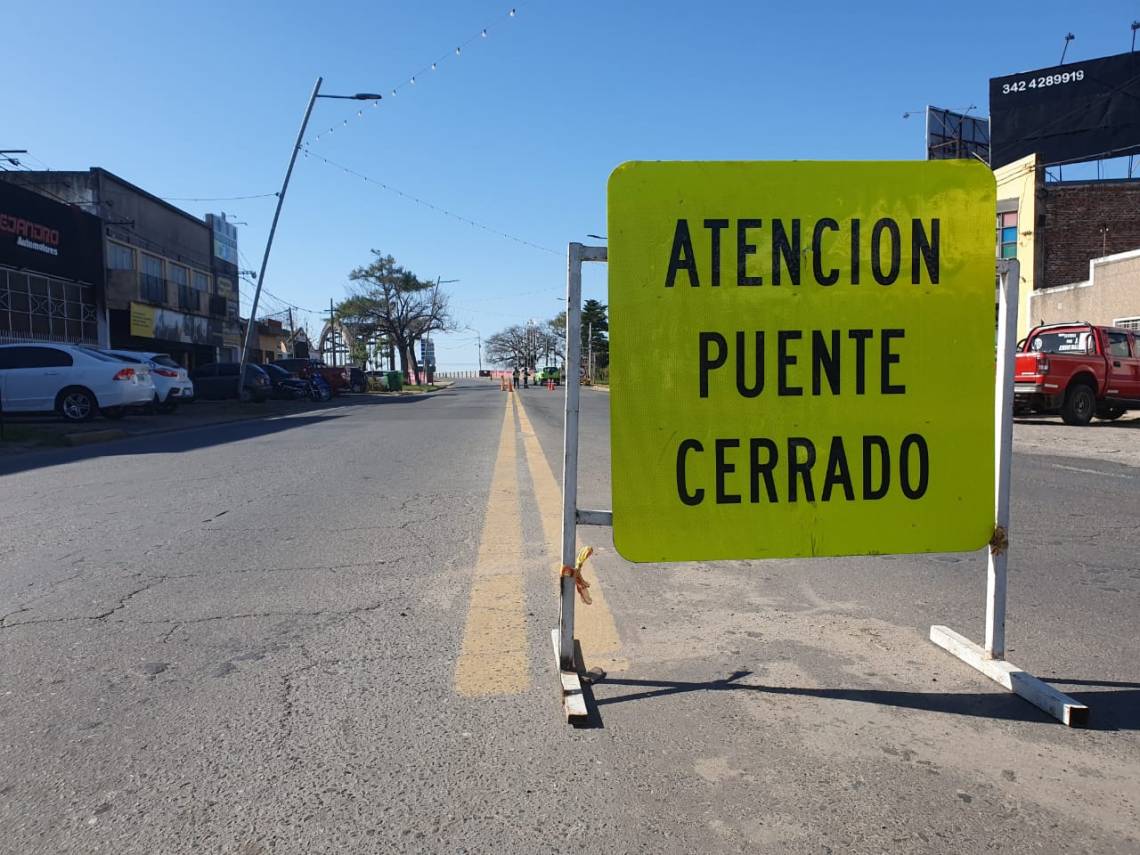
[{"left": 64, "top": 429, "right": 128, "bottom": 446}]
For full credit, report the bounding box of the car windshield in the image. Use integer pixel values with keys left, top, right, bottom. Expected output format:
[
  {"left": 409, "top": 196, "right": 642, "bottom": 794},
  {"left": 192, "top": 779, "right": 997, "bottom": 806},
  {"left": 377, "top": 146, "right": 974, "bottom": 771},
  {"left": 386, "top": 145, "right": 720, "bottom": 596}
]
[
  {"left": 1030, "top": 331, "right": 1095, "bottom": 354},
  {"left": 264, "top": 364, "right": 290, "bottom": 378}
]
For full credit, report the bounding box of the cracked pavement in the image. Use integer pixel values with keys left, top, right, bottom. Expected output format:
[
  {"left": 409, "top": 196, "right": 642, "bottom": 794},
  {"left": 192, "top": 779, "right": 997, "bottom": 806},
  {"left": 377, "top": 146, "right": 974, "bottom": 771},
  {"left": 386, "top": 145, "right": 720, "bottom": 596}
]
[{"left": 0, "top": 382, "right": 1137, "bottom": 854}]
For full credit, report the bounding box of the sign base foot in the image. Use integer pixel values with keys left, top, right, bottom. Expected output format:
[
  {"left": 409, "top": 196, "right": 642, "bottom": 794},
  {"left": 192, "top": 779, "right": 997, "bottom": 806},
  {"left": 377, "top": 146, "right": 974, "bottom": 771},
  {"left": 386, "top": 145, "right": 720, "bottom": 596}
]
[
  {"left": 551, "top": 629, "right": 588, "bottom": 722},
  {"left": 930, "top": 625, "right": 1089, "bottom": 727}
]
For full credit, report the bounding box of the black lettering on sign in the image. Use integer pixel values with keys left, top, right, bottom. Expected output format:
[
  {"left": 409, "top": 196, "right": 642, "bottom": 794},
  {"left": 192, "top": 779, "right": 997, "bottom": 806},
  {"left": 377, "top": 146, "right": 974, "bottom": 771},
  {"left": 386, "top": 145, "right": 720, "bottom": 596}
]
[
  {"left": 737, "top": 219, "right": 763, "bottom": 286},
  {"left": 699, "top": 332, "right": 727, "bottom": 398},
  {"left": 821, "top": 436, "right": 854, "bottom": 501},
  {"left": 715, "top": 439, "right": 741, "bottom": 504},
  {"left": 749, "top": 438, "right": 778, "bottom": 503},
  {"left": 871, "top": 218, "right": 901, "bottom": 285},
  {"left": 677, "top": 439, "right": 704, "bottom": 505},
  {"left": 735, "top": 331, "right": 765, "bottom": 398},
  {"left": 772, "top": 219, "right": 800, "bottom": 286},
  {"left": 788, "top": 437, "right": 816, "bottom": 502},
  {"left": 862, "top": 435, "right": 890, "bottom": 500},
  {"left": 812, "top": 218, "right": 839, "bottom": 286},
  {"left": 900, "top": 434, "right": 929, "bottom": 499},
  {"left": 811, "top": 329, "right": 841, "bottom": 395},
  {"left": 912, "top": 218, "right": 939, "bottom": 284},
  {"left": 704, "top": 219, "right": 729, "bottom": 286},
  {"left": 850, "top": 218, "right": 861, "bottom": 284},
  {"left": 848, "top": 329, "right": 872, "bottom": 395},
  {"left": 666, "top": 219, "right": 699, "bottom": 287},
  {"left": 881, "top": 329, "right": 905, "bottom": 394},
  {"left": 778, "top": 330, "right": 802, "bottom": 396}
]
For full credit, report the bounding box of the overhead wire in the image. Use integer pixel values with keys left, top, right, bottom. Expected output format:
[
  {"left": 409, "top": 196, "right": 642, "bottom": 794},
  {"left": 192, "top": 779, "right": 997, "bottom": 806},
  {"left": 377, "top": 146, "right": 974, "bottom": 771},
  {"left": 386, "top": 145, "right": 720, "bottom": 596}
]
[
  {"left": 160, "top": 192, "right": 279, "bottom": 202},
  {"left": 301, "top": 147, "right": 557, "bottom": 254}
]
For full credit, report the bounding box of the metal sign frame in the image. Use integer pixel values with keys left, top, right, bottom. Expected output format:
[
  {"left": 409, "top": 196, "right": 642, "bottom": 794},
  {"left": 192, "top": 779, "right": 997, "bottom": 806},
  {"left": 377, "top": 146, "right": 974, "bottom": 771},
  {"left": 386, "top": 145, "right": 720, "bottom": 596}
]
[{"left": 555, "top": 247, "right": 1088, "bottom": 727}]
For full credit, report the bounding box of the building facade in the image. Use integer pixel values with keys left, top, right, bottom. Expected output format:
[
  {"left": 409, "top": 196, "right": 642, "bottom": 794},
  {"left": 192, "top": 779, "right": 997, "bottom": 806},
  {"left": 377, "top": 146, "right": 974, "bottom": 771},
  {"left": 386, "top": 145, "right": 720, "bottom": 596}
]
[
  {"left": 1029, "top": 249, "right": 1140, "bottom": 331},
  {"left": 0, "top": 179, "right": 106, "bottom": 346},
  {"left": 206, "top": 213, "right": 243, "bottom": 362},
  {"left": 0, "top": 169, "right": 241, "bottom": 368},
  {"left": 993, "top": 154, "right": 1140, "bottom": 336}
]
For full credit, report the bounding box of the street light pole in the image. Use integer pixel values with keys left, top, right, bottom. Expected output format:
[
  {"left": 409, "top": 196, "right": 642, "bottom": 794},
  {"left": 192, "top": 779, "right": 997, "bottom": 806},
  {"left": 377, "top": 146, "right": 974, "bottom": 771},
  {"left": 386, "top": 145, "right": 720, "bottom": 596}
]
[
  {"left": 237, "top": 78, "right": 381, "bottom": 395},
  {"left": 238, "top": 77, "right": 322, "bottom": 389}
]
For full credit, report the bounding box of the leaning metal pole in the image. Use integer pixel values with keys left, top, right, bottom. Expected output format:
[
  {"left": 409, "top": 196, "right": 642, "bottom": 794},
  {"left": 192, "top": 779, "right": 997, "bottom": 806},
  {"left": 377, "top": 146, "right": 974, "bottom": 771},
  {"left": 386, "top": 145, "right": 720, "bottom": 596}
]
[{"left": 237, "top": 76, "right": 322, "bottom": 387}]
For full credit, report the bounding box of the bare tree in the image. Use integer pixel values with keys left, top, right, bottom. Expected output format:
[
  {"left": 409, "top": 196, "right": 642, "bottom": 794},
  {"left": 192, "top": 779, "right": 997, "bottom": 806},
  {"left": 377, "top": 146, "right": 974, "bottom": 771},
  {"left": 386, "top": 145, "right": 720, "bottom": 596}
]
[{"left": 484, "top": 325, "right": 530, "bottom": 368}]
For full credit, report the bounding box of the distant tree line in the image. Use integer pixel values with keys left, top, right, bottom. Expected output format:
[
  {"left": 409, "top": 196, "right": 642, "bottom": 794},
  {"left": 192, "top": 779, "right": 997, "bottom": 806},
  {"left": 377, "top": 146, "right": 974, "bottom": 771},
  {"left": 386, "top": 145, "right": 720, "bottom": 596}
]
[{"left": 485, "top": 299, "right": 608, "bottom": 375}]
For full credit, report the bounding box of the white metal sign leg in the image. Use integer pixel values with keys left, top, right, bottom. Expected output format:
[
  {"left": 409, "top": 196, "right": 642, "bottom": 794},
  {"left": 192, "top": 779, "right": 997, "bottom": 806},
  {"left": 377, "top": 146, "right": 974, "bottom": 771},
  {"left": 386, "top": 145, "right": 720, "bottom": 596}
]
[
  {"left": 931, "top": 259, "right": 1088, "bottom": 726},
  {"left": 554, "top": 241, "right": 606, "bottom": 722}
]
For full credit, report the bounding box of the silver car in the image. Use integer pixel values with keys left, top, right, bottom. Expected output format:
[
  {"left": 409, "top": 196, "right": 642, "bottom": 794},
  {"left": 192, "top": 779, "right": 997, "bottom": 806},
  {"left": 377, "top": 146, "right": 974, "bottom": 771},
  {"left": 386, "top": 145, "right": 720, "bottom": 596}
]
[{"left": 104, "top": 350, "right": 195, "bottom": 412}]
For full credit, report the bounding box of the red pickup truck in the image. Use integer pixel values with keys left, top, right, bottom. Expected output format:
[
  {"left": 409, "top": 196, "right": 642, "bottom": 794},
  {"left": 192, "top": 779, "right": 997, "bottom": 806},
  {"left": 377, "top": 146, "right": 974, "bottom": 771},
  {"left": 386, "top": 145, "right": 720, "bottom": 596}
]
[{"left": 1014, "top": 322, "right": 1140, "bottom": 425}]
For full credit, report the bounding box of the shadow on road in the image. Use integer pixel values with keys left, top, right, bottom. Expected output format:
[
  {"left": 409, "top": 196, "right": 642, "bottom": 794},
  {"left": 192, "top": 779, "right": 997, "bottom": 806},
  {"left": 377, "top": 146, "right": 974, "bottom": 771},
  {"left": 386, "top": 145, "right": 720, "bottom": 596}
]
[
  {"left": 0, "top": 394, "right": 435, "bottom": 478},
  {"left": 589, "top": 670, "right": 1140, "bottom": 731},
  {"left": 1014, "top": 417, "right": 1140, "bottom": 429}
]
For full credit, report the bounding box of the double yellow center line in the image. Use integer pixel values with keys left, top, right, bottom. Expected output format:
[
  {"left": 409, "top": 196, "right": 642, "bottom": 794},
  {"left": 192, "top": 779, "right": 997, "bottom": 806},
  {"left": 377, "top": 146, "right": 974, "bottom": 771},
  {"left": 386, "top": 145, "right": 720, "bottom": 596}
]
[{"left": 454, "top": 390, "right": 624, "bottom": 698}]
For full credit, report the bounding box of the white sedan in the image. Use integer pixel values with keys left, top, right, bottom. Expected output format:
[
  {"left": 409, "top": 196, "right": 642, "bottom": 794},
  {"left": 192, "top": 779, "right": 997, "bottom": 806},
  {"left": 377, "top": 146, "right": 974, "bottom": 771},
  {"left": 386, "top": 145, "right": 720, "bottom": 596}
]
[
  {"left": 0, "top": 343, "right": 154, "bottom": 422},
  {"left": 105, "top": 349, "right": 194, "bottom": 411}
]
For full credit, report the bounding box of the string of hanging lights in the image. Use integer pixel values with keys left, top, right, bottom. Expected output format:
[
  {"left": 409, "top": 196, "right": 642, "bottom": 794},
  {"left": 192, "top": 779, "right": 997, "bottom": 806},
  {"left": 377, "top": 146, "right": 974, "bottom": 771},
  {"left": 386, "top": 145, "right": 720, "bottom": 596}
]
[{"left": 307, "top": 5, "right": 523, "bottom": 146}]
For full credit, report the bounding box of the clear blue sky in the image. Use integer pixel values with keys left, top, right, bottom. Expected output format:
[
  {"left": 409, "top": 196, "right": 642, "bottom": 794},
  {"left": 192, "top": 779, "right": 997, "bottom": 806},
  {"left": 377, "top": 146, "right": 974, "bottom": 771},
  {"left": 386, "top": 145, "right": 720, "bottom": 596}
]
[{"left": 8, "top": 1, "right": 1139, "bottom": 368}]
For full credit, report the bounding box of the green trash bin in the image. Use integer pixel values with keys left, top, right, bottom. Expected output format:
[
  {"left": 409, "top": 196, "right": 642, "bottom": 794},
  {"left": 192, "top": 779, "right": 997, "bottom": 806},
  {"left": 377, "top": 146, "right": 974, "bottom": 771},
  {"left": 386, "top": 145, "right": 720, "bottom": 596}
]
[{"left": 386, "top": 371, "right": 404, "bottom": 391}]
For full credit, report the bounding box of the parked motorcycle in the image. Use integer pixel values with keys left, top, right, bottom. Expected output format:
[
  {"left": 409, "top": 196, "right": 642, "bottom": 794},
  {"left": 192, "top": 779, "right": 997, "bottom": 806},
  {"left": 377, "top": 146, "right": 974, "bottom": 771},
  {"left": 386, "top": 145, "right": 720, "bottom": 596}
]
[{"left": 309, "top": 374, "right": 332, "bottom": 402}]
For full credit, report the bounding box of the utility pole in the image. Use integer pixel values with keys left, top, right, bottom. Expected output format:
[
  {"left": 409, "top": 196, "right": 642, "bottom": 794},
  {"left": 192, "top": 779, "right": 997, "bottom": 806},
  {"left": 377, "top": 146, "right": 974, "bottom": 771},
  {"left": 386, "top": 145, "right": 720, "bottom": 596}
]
[
  {"left": 587, "top": 321, "right": 593, "bottom": 384},
  {"left": 287, "top": 307, "right": 295, "bottom": 357}
]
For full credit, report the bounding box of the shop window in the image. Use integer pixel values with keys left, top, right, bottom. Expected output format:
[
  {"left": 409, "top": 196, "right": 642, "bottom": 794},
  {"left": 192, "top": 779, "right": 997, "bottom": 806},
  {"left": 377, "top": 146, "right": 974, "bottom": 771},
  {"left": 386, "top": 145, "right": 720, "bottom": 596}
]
[
  {"left": 108, "top": 241, "right": 135, "bottom": 271},
  {"left": 995, "top": 211, "right": 1018, "bottom": 259},
  {"left": 141, "top": 254, "right": 164, "bottom": 302}
]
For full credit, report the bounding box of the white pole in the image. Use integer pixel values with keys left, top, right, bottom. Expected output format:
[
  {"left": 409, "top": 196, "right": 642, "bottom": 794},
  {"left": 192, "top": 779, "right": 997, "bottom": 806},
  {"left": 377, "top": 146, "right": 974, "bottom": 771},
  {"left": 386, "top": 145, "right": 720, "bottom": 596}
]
[
  {"left": 986, "top": 259, "right": 1020, "bottom": 659},
  {"left": 558, "top": 244, "right": 584, "bottom": 669}
]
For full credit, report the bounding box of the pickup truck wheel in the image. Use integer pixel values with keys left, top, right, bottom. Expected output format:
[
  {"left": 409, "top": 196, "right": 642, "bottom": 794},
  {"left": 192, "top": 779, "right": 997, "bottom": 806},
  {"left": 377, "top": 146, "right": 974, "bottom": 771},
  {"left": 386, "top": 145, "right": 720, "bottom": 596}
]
[
  {"left": 1095, "top": 405, "right": 1125, "bottom": 421},
  {"left": 1061, "top": 383, "right": 1096, "bottom": 426}
]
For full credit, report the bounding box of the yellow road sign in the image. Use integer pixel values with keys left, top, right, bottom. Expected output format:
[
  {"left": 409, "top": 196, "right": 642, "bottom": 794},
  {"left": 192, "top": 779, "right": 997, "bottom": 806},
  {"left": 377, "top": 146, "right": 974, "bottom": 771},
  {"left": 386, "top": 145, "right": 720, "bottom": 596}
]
[{"left": 608, "top": 161, "right": 996, "bottom": 562}]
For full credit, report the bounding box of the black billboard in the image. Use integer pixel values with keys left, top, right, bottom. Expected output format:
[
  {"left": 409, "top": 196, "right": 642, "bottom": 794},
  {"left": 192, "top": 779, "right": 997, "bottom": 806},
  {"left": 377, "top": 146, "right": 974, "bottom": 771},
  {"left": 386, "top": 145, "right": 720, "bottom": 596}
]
[
  {"left": 989, "top": 51, "right": 1140, "bottom": 168},
  {"left": 0, "top": 179, "right": 104, "bottom": 283}
]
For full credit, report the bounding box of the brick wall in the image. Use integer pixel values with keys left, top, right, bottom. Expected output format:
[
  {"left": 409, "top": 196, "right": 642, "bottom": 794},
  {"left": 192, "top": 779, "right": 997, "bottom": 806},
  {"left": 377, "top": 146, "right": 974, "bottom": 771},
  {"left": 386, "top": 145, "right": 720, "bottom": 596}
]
[{"left": 1040, "top": 180, "right": 1140, "bottom": 288}]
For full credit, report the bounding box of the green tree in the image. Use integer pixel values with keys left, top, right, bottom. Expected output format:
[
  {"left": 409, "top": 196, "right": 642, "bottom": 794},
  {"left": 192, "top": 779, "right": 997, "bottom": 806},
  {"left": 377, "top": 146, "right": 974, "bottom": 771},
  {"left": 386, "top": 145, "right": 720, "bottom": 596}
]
[
  {"left": 337, "top": 251, "right": 454, "bottom": 382},
  {"left": 581, "top": 299, "right": 609, "bottom": 367}
]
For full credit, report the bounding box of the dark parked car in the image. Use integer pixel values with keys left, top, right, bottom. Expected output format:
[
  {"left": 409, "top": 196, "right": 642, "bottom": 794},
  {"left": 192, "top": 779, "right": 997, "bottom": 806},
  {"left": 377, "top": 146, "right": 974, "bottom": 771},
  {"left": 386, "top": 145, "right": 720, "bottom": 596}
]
[
  {"left": 190, "top": 362, "right": 271, "bottom": 401},
  {"left": 263, "top": 363, "right": 309, "bottom": 399}
]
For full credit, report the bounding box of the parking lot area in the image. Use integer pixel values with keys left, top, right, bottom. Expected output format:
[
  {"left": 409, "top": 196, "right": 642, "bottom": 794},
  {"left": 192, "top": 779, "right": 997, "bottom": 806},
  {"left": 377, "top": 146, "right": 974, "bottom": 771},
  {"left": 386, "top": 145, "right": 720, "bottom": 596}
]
[{"left": 1015, "top": 412, "right": 1140, "bottom": 468}]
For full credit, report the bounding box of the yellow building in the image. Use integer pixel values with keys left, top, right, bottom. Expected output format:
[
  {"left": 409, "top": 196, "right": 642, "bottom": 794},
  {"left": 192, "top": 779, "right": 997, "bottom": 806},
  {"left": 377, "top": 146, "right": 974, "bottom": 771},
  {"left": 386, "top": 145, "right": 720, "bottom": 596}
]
[{"left": 993, "top": 153, "right": 1042, "bottom": 339}]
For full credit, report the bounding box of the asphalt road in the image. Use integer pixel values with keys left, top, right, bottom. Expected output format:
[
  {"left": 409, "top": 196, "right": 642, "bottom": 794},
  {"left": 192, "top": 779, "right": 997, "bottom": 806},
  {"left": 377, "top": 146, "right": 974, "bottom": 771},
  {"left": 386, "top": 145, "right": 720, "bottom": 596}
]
[{"left": 0, "top": 381, "right": 1136, "bottom": 854}]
